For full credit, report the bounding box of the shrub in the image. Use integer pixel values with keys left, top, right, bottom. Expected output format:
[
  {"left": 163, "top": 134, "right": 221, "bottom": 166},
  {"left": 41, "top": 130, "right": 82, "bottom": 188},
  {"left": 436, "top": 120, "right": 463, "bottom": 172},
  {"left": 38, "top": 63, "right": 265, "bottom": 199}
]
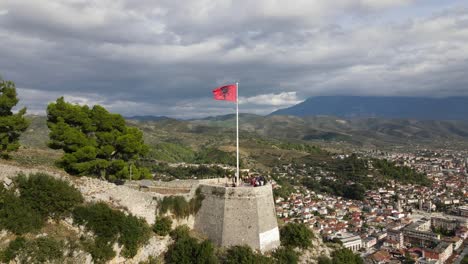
[
  {"left": 153, "top": 216, "right": 172, "bottom": 236},
  {"left": 280, "top": 223, "right": 314, "bottom": 249},
  {"left": 0, "top": 236, "right": 64, "bottom": 264},
  {"left": 330, "top": 248, "right": 363, "bottom": 264},
  {"left": 272, "top": 246, "right": 300, "bottom": 264},
  {"left": 170, "top": 225, "right": 191, "bottom": 240},
  {"left": 165, "top": 226, "right": 217, "bottom": 264},
  {"left": 15, "top": 172, "right": 84, "bottom": 220},
  {"left": 0, "top": 187, "right": 43, "bottom": 234},
  {"left": 158, "top": 188, "right": 204, "bottom": 219},
  {"left": 223, "top": 245, "right": 271, "bottom": 264},
  {"left": 318, "top": 256, "right": 332, "bottom": 264},
  {"left": 119, "top": 214, "right": 152, "bottom": 258},
  {"left": 73, "top": 202, "right": 151, "bottom": 261},
  {"left": 0, "top": 237, "right": 26, "bottom": 262},
  {"left": 81, "top": 237, "right": 116, "bottom": 264}
]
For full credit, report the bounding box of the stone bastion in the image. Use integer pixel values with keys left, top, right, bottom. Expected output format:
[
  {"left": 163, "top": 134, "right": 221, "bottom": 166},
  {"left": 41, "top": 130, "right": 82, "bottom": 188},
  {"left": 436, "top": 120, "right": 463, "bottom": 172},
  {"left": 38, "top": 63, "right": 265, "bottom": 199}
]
[{"left": 193, "top": 181, "right": 280, "bottom": 252}]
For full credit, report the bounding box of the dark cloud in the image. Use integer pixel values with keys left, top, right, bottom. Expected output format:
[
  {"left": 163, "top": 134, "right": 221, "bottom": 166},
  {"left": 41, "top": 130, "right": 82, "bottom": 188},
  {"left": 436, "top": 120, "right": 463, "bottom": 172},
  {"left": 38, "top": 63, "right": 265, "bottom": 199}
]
[{"left": 1, "top": 0, "right": 468, "bottom": 117}]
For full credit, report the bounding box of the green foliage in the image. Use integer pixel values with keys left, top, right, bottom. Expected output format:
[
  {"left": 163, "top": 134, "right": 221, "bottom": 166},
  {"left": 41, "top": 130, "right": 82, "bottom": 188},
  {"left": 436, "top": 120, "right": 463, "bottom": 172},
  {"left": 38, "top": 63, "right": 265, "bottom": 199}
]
[
  {"left": 194, "top": 147, "right": 237, "bottom": 166},
  {"left": 272, "top": 246, "right": 300, "bottom": 264},
  {"left": 329, "top": 248, "right": 363, "bottom": 264},
  {"left": 149, "top": 142, "right": 196, "bottom": 163},
  {"left": 373, "top": 159, "right": 431, "bottom": 186},
  {"left": 81, "top": 237, "right": 116, "bottom": 264},
  {"left": 0, "top": 186, "right": 43, "bottom": 234},
  {"left": 153, "top": 216, "right": 172, "bottom": 236},
  {"left": 461, "top": 255, "right": 468, "bottom": 264},
  {"left": 431, "top": 226, "right": 455, "bottom": 237},
  {"left": 280, "top": 223, "right": 314, "bottom": 249},
  {"left": 0, "top": 236, "right": 64, "bottom": 264},
  {"left": 317, "top": 256, "right": 332, "bottom": 264},
  {"left": 0, "top": 78, "right": 29, "bottom": 158},
  {"left": 15, "top": 172, "right": 84, "bottom": 220},
  {"left": 47, "top": 97, "right": 150, "bottom": 180},
  {"left": 165, "top": 226, "right": 217, "bottom": 264},
  {"left": 158, "top": 188, "right": 205, "bottom": 219},
  {"left": 222, "top": 245, "right": 271, "bottom": 264},
  {"left": 169, "top": 225, "right": 191, "bottom": 240},
  {"left": 0, "top": 237, "right": 26, "bottom": 262},
  {"left": 73, "top": 202, "right": 151, "bottom": 261},
  {"left": 403, "top": 252, "right": 415, "bottom": 264},
  {"left": 276, "top": 142, "right": 323, "bottom": 154},
  {"left": 152, "top": 163, "right": 231, "bottom": 180},
  {"left": 272, "top": 175, "right": 296, "bottom": 199}
]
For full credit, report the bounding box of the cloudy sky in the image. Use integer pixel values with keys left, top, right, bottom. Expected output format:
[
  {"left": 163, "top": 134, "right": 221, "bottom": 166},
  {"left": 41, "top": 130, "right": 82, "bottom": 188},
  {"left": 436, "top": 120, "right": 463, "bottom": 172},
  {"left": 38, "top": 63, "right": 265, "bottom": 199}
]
[{"left": 1, "top": 0, "right": 468, "bottom": 118}]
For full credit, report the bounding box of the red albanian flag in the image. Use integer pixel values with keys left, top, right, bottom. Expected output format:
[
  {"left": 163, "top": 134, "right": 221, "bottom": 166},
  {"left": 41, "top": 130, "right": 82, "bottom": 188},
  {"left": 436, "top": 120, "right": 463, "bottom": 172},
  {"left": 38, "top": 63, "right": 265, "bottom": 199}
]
[{"left": 212, "top": 84, "right": 237, "bottom": 102}]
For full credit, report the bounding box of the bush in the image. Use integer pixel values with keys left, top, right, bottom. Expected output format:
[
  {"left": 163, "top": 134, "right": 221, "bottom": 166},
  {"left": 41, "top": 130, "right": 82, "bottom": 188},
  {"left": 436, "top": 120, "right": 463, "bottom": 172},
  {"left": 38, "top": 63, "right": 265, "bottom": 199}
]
[
  {"left": 317, "top": 256, "right": 332, "bottom": 264},
  {"left": 223, "top": 245, "right": 271, "bottom": 264},
  {"left": 153, "top": 216, "right": 172, "bottom": 236},
  {"left": 165, "top": 229, "right": 217, "bottom": 264},
  {"left": 330, "top": 248, "right": 363, "bottom": 264},
  {"left": 170, "top": 225, "right": 191, "bottom": 240},
  {"left": 280, "top": 223, "right": 314, "bottom": 249},
  {"left": 272, "top": 246, "right": 299, "bottom": 264},
  {"left": 73, "top": 202, "right": 151, "bottom": 261},
  {"left": 0, "top": 187, "right": 43, "bottom": 234},
  {"left": 81, "top": 237, "right": 116, "bottom": 264},
  {"left": 0, "top": 237, "right": 26, "bottom": 262},
  {"left": 158, "top": 188, "right": 204, "bottom": 219},
  {"left": 0, "top": 236, "right": 64, "bottom": 264},
  {"left": 15, "top": 172, "right": 84, "bottom": 220}
]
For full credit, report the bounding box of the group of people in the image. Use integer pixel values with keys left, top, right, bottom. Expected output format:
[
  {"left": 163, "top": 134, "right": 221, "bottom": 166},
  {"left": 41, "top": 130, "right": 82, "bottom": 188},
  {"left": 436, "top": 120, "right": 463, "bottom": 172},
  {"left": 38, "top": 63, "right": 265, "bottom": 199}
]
[
  {"left": 227, "top": 175, "right": 268, "bottom": 187},
  {"left": 249, "top": 176, "right": 267, "bottom": 187}
]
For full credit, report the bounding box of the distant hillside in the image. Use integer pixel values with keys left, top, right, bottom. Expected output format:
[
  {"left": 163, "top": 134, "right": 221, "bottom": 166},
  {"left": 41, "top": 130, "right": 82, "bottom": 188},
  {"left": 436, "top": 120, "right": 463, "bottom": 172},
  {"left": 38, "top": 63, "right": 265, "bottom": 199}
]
[
  {"left": 271, "top": 96, "right": 468, "bottom": 120},
  {"left": 192, "top": 114, "right": 468, "bottom": 147},
  {"left": 126, "top": 115, "right": 173, "bottom": 121}
]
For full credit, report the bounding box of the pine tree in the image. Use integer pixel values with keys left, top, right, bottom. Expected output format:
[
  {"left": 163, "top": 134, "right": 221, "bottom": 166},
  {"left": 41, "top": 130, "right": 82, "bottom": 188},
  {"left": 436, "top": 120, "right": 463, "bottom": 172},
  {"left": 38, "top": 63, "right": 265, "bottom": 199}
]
[
  {"left": 0, "top": 78, "right": 29, "bottom": 158},
  {"left": 47, "top": 97, "right": 150, "bottom": 180}
]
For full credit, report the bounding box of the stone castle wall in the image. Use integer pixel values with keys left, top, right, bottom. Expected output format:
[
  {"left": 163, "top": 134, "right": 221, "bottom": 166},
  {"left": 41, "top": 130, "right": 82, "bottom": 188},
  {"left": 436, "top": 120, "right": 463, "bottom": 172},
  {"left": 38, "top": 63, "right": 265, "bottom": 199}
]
[{"left": 194, "top": 183, "right": 280, "bottom": 252}]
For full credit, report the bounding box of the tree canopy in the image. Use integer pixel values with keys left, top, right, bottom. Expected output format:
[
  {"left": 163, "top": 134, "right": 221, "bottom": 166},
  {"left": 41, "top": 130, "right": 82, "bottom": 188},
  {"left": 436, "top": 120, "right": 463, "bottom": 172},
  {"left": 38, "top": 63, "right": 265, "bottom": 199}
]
[
  {"left": 280, "top": 223, "right": 314, "bottom": 249},
  {"left": 0, "top": 78, "right": 29, "bottom": 158},
  {"left": 47, "top": 97, "right": 150, "bottom": 180}
]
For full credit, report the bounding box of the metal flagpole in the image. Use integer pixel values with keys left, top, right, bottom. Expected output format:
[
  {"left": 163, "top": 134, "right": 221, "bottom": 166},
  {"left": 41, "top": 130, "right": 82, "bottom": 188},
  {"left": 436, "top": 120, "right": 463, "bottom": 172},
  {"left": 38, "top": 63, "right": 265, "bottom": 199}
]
[{"left": 236, "top": 82, "right": 239, "bottom": 186}]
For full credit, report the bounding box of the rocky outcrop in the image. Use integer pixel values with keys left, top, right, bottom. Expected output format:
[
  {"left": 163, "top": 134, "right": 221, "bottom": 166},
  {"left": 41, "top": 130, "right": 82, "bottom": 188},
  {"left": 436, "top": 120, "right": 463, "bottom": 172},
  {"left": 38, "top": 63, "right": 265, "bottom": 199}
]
[
  {"left": 0, "top": 161, "right": 169, "bottom": 264},
  {"left": 299, "top": 233, "right": 333, "bottom": 264}
]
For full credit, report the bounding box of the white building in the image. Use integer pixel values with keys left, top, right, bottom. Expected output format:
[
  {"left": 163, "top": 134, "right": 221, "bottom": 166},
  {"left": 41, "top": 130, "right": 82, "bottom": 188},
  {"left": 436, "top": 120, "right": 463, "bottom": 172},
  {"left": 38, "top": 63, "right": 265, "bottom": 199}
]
[{"left": 333, "top": 232, "right": 362, "bottom": 252}]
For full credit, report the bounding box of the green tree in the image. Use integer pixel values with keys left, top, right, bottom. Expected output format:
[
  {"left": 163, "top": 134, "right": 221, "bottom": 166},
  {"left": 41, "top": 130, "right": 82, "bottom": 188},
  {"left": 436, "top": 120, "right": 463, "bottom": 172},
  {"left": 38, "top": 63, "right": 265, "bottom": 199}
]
[
  {"left": 280, "top": 223, "right": 314, "bottom": 249},
  {"left": 47, "top": 97, "right": 150, "bottom": 180},
  {"left": 0, "top": 78, "right": 29, "bottom": 158}
]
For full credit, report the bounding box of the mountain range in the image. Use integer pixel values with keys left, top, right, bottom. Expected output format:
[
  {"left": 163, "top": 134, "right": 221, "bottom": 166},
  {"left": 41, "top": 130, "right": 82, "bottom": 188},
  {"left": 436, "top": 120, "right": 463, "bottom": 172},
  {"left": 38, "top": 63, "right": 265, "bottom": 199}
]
[{"left": 270, "top": 96, "right": 468, "bottom": 120}]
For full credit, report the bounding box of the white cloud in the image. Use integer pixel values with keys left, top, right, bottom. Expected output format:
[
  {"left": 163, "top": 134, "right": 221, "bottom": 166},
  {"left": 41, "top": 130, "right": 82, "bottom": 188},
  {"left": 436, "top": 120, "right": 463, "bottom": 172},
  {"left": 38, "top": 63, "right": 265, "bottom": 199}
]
[
  {"left": 2, "top": 0, "right": 468, "bottom": 117},
  {"left": 240, "top": 92, "right": 303, "bottom": 106}
]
